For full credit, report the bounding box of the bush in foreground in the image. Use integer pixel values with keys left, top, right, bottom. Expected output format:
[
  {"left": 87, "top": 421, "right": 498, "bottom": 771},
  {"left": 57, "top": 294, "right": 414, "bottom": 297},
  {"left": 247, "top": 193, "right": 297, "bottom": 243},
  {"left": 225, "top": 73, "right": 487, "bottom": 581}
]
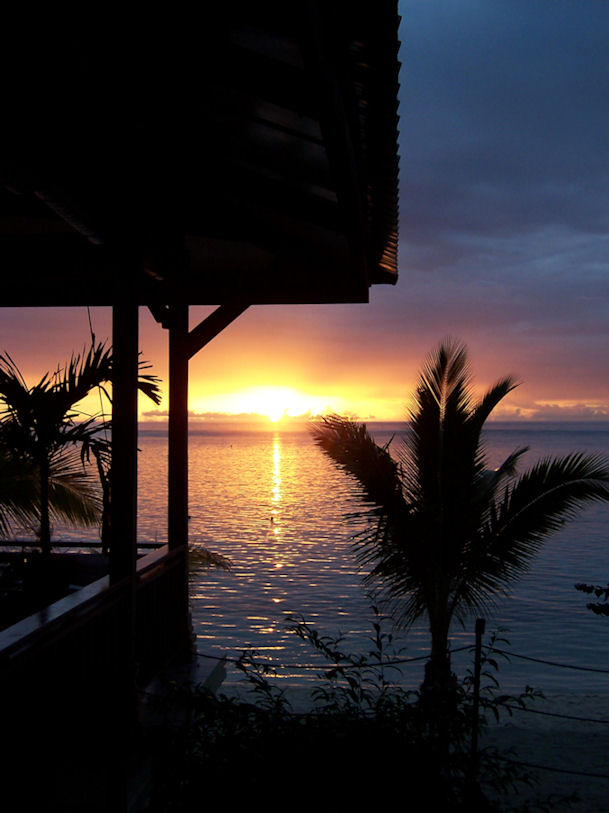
[{"left": 147, "top": 614, "right": 552, "bottom": 812}]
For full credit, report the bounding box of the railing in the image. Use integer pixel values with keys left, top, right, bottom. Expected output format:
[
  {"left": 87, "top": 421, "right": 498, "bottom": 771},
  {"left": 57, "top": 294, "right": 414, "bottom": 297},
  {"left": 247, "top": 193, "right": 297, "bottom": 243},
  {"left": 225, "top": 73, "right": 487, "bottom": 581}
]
[
  {"left": 0, "top": 544, "right": 190, "bottom": 809},
  {"left": 0, "top": 538, "right": 163, "bottom": 550},
  {"left": 135, "top": 544, "right": 191, "bottom": 684},
  {"left": 0, "top": 544, "right": 189, "bottom": 686}
]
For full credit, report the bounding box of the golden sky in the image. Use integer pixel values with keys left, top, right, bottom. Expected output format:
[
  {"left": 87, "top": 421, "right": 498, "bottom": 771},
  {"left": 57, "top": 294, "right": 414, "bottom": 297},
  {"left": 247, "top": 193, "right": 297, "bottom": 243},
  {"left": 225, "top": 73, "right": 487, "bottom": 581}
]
[{"left": 2, "top": 299, "right": 609, "bottom": 428}]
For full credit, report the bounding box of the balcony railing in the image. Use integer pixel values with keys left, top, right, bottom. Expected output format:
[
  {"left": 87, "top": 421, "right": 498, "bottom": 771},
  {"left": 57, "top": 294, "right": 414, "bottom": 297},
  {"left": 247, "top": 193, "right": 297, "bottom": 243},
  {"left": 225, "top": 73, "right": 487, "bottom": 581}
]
[{"left": 0, "top": 544, "right": 190, "bottom": 809}]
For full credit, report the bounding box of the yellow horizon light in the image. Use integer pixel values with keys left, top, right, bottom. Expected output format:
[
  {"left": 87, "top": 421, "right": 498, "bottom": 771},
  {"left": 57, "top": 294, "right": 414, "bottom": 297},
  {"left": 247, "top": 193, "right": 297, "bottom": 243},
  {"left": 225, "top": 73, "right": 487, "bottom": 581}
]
[{"left": 190, "top": 385, "right": 337, "bottom": 424}]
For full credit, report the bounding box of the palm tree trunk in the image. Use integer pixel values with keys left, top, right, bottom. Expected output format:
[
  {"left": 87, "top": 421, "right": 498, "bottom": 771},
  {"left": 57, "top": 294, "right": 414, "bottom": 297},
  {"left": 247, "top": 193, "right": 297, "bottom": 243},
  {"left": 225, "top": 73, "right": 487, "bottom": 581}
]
[
  {"left": 94, "top": 451, "right": 111, "bottom": 556},
  {"left": 420, "top": 616, "right": 458, "bottom": 787},
  {"left": 423, "top": 612, "right": 454, "bottom": 693},
  {"left": 39, "top": 457, "right": 51, "bottom": 556},
  {"left": 423, "top": 646, "right": 453, "bottom": 694}
]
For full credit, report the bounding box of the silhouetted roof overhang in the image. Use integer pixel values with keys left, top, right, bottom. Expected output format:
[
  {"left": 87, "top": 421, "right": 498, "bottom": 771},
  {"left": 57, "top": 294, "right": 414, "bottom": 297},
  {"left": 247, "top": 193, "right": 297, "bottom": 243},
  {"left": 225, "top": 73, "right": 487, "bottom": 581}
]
[{"left": 0, "top": 3, "right": 399, "bottom": 306}]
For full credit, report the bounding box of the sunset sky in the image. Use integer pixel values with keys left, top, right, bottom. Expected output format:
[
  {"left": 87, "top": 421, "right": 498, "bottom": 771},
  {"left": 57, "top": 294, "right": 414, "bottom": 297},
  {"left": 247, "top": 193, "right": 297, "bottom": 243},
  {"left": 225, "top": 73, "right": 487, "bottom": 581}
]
[{"left": 2, "top": 1, "right": 608, "bottom": 424}]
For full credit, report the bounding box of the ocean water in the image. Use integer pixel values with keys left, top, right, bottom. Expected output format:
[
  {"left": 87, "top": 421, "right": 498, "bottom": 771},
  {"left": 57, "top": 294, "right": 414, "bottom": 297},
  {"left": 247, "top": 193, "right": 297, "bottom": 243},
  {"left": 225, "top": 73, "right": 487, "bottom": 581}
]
[
  {"left": 51, "top": 421, "right": 609, "bottom": 698},
  {"left": 136, "top": 421, "right": 609, "bottom": 698}
]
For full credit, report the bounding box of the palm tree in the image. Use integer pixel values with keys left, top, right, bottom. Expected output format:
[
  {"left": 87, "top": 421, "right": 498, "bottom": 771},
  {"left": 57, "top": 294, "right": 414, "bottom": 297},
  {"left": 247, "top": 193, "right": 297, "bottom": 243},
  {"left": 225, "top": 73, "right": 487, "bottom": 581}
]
[
  {"left": 0, "top": 342, "right": 161, "bottom": 554},
  {"left": 312, "top": 339, "right": 609, "bottom": 690},
  {"left": 0, "top": 443, "right": 101, "bottom": 539}
]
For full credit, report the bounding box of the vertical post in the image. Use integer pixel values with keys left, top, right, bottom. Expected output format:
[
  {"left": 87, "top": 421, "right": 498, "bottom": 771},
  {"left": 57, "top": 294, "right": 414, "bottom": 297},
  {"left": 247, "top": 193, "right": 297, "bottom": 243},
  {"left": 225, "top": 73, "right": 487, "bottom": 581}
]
[
  {"left": 168, "top": 301, "right": 189, "bottom": 551},
  {"left": 110, "top": 302, "right": 139, "bottom": 584},
  {"left": 108, "top": 301, "right": 139, "bottom": 800},
  {"left": 168, "top": 300, "right": 192, "bottom": 658}
]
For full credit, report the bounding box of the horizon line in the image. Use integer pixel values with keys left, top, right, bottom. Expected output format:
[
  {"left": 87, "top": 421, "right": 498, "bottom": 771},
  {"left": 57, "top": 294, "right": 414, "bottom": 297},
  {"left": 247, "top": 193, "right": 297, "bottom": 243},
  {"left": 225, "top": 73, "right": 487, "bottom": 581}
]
[{"left": 136, "top": 416, "right": 609, "bottom": 428}]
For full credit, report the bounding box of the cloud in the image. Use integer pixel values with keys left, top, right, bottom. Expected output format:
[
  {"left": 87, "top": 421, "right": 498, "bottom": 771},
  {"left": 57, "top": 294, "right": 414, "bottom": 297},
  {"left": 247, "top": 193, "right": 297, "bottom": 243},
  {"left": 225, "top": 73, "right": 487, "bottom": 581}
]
[
  {"left": 140, "top": 409, "right": 338, "bottom": 426},
  {"left": 190, "top": 411, "right": 268, "bottom": 423},
  {"left": 399, "top": 0, "right": 609, "bottom": 269},
  {"left": 142, "top": 409, "right": 271, "bottom": 422},
  {"left": 1, "top": 3, "right": 607, "bottom": 428},
  {"left": 491, "top": 400, "right": 609, "bottom": 423}
]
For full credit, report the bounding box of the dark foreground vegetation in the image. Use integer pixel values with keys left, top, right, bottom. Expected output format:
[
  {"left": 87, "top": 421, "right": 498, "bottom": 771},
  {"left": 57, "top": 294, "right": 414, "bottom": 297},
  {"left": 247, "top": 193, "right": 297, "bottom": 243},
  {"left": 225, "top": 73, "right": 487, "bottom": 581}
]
[
  {"left": 145, "top": 340, "right": 603, "bottom": 812},
  {"left": 146, "top": 616, "right": 553, "bottom": 813}
]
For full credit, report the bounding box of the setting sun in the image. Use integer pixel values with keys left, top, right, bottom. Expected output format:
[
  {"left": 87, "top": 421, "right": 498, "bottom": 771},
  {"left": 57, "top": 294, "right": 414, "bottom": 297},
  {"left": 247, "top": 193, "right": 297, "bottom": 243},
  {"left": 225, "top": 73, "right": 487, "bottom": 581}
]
[{"left": 214, "top": 386, "right": 327, "bottom": 423}]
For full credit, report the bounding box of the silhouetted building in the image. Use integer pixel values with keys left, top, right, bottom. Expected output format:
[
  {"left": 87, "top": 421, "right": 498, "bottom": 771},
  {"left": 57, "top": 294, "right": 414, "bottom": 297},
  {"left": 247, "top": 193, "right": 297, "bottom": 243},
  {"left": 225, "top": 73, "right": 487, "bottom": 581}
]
[{"left": 0, "top": 5, "right": 400, "bottom": 809}]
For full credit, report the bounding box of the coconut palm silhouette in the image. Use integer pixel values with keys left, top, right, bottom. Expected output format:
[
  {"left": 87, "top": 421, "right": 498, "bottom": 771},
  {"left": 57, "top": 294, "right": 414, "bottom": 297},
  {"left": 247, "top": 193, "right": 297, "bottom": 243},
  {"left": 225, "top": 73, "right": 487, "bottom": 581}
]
[
  {"left": 312, "top": 339, "right": 609, "bottom": 690},
  {"left": 0, "top": 444, "right": 100, "bottom": 539},
  {"left": 0, "top": 342, "right": 161, "bottom": 554}
]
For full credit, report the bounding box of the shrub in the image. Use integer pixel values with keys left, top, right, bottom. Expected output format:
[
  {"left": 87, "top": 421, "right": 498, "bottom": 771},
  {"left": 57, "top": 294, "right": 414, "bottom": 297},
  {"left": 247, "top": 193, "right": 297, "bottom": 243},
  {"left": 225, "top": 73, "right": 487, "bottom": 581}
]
[{"left": 147, "top": 612, "right": 545, "bottom": 811}]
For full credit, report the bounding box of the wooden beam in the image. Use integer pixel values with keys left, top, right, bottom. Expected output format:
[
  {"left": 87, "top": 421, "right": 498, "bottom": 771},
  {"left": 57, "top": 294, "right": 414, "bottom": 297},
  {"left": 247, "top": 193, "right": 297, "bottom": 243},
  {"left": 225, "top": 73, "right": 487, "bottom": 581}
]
[
  {"left": 188, "top": 303, "right": 250, "bottom": 359},
  {"left": 147, "top": 303, "right": 171, "bottom": 328}
]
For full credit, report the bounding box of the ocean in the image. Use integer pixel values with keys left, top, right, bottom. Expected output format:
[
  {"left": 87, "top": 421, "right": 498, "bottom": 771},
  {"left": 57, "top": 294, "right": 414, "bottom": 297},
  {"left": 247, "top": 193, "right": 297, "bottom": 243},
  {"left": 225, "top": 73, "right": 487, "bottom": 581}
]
[{"left": 56, "top": 421, "right": 609, "bottom": 698}]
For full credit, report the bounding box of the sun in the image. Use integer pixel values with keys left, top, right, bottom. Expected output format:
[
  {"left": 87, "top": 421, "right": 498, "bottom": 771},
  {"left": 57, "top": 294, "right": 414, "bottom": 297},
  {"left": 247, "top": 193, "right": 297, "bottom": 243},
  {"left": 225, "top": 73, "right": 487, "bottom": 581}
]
[
  {"left": 240, "top": 386, "right": 314, "bottom": 422},
  {"left": 198, "top": 385, "right": 330, "bottom": 423},
  {"left": 266, "top": 404, "right": 287, "bottom": 423},
  {"left": 187, "top": 383, "right": 365, "bottom": 425}
]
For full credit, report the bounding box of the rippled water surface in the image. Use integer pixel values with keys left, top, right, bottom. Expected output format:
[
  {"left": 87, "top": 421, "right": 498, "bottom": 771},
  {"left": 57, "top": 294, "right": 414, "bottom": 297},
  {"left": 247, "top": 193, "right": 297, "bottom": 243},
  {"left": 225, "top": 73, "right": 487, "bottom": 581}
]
[{"left": 134, "top": 422, "right": 609, "bottom": 696}]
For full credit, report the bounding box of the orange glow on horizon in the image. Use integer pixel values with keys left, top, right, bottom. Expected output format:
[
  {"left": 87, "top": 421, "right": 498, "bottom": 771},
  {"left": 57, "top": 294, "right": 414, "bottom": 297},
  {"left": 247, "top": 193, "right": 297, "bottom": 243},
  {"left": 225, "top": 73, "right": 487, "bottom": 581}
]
[
  {"left": 0, "top": 306, "right": 608, "bottom": 430},
  {"left": 188, "top": 385, "right": 358, "bottom": 424},
  {"left": 18, "top": 304, "right": 603, "bottom": 426}
]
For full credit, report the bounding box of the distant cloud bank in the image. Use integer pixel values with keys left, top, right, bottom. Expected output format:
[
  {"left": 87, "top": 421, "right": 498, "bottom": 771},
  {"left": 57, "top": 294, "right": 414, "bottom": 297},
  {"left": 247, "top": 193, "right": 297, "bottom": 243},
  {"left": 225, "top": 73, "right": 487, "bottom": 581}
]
[{"left": 141, "top": 403, "right": 609, "bottom": 426}]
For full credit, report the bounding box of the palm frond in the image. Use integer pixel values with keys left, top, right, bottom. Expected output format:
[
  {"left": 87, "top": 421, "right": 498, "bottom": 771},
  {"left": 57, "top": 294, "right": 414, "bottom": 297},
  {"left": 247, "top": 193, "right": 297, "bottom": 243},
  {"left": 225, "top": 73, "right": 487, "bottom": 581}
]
[
  {"left": 51, "top": 342, "right": 113, "bottom": 412},
  {"left": 52, "top": 342, "right": 162, "bottom": 409},
  {"left": 310, "top": 415, "right": 405, "bottom": 515},
  {"left": 487, "top": 452, "right": 609, "bottom": 563},
  {"left": 472, "top": 447, "right": 529, "bottom": 507},
  {"left": 467, "top": 377, "right": 519, "bottom": 475},
  {"left": 0, "top": 448, "right": 40, "bottom": 536},
  {"left": 405, "top": 340, "right": 480, "bottom": 508},
  {"left": 0, "top": 352, "right": 28, "bottom": 389},
  {"left": 46, "top": 449, "right": 101, "bottom": 527},
  {"left": 313, "top": 340, "right": 609, "bottom": 681},
  {"left": 446, "top": 452, "right": 609, "bottom": 623},
  {"left": 0, "top": 445, "right": 101, "bottom": 536},
  {"left": 468, "top": 377, "right": 518, "bottom": 435},
  {"left": 0, "top": 342, "right": 161, "bottom": 549},
  {"left": 0, "top": 353, "right": 38, "bottom": 434},
  {"left": 137, "top": 357, "right": 163, "bottom": 405}
]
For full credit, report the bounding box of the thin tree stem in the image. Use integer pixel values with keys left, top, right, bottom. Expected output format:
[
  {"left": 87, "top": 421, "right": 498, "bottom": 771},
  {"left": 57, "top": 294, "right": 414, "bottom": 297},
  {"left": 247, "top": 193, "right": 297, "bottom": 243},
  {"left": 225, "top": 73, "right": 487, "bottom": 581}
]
[{"left": 39, "top": 456, "right": 51, "bottom": 556}]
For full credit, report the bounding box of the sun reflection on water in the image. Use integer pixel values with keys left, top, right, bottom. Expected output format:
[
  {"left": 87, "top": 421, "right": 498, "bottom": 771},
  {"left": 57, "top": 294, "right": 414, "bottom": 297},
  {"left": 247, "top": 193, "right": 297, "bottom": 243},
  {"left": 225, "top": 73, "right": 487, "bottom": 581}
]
[
  {"left": 128, "top": 426, "right": 609, "bottom": 696},
  {"left": 270, "top": 434, "right": 283, "bottom": 557},
  {"left": 272, "top": 434, "right": 281, "bottom": 505},
  {"left": 146, "top": 429, "right": 402, "bottom": 688}
]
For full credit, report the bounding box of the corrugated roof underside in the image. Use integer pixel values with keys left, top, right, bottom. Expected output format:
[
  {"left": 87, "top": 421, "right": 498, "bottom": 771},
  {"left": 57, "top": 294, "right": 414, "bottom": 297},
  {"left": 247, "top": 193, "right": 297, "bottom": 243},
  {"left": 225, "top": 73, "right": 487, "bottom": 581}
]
[{"left": 0, "top": 3, "right": 400, "bottom": 306}]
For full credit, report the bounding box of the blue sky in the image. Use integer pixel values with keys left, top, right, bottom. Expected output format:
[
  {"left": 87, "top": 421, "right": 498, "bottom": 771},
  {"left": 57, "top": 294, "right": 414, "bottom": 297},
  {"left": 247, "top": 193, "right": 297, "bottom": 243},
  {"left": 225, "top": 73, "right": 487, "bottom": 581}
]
[{"left": 391, "top": 0, "right": 609, "bottom": 418}]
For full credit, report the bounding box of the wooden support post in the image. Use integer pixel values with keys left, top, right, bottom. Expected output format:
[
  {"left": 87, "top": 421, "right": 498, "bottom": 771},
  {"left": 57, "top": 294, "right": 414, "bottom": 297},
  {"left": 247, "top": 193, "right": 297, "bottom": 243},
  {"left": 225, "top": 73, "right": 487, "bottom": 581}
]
[
  {"left": 110, "top": 303, "right": 139, "bottom": 584},
  {"left": 168, "top": 302, "right": 189, "bottom": 550},
  {"left": 109, "top": 301, "right": 139, "bottom": 753},
  {"left": 168, "top": 301, "right": 192, "bottom": 659}
]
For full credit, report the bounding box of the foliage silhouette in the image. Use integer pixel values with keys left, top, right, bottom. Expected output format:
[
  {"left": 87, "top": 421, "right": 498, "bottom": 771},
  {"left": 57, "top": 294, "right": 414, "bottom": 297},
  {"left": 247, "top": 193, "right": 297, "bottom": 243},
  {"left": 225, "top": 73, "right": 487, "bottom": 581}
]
[
  {"left": 574, "top": 581, "right": 609, "bottom": 616},
  {"left": 0, "top": 342, "right": 161, "bottom": 553},
  {"left": 311, "top": 339, "right": 609, "bottom": 690},
  {"left": 147, "top": 613, "right": 549, "bottom": 812},
  {"left": 0, "top": 440, "right": 108, "bottom": 544}
]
